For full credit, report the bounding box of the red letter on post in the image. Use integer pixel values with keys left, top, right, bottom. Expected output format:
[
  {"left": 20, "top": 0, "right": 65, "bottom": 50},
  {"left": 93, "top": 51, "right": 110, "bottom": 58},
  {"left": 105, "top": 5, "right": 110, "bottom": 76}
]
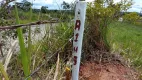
[
  {"left": 74, "top": 56, "right": 77, "bottom": 65},
  {"left": 74, "top": 46, "right": 78, "bottom": 53},
  {"left": 75, "top": 20, "right": 81, "bottom": 30},
  {"left": 74, "top": 33, "right": 79, "bottom": 42}
]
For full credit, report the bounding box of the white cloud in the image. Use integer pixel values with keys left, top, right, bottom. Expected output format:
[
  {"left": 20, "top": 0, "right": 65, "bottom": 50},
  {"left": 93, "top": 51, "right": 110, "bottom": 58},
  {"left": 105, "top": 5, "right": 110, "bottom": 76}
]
[
  {"left": 128, "top": 7, "right": 140, "bottom": 12},
  {"left": 85, "top": 0, "right": 121, "bottom": 2},
  {"left": 128, "top": 0, "right": 142, "bottom": 12},
  {"left": 86, "top": 0, "right": 91, "bottom": 1},
  {"left": 16, "top": 0, "right": 53, "bottom": 4},
  {"left": 114, "top": 0, "right": 121, "bottom": 3},
  {"left": 32, "top": 0, "right": 53, "bottom": 4},
  {"left": 1, "top": 0, "right": 141, "bottom": 12},
  {"left": 32, "top": 0, "right": 142, "bottom": 12}
]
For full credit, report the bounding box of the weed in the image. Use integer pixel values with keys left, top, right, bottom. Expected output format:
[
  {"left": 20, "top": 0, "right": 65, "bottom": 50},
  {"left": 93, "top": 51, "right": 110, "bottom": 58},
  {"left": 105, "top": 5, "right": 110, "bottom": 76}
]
[{"left": 14, "top": 2, "right": 30, "bottom": 79}]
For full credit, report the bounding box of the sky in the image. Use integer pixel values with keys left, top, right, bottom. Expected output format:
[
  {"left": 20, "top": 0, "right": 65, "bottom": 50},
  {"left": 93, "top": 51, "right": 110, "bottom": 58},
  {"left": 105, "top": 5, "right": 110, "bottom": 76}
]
[{"left": 0, "top": 0, "right": 142, "bottom": 12}]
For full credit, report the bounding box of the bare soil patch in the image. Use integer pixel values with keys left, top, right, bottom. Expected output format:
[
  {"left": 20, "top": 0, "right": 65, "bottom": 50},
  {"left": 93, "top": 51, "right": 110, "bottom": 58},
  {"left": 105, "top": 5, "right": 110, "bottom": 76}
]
[{"left": 79, "top": 61, "right": 139, "bottom": 80}]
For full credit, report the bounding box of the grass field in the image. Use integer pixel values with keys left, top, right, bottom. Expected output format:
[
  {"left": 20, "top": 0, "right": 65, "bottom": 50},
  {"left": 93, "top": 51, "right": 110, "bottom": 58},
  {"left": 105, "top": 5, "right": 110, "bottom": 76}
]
[
  {"left": 107, "top": 22, "right": 142, "bottom": 69},
  {"left": 1, "top": 20, "right": 142, "bottom": 79}
]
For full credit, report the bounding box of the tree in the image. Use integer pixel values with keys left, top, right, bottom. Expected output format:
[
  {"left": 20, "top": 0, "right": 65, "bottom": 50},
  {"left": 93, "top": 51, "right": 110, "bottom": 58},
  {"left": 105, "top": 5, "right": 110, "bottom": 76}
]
[
  {"left": 70, "top": 1, "right": 76, "bottom": 11},
  {"left": 0, "top": 0, "right": 14, "bottom": 19},
  {"left": 84, "top": 0, "right": 133, "bottom": 51},
  {"left": 41, "top": 6, "right": 48, "bottom": 13},
  {"left": 22, "top": 0, "right": 32, "bottom": 11},
  {"left": 61, "top": 1, "right": 70, "bottom": 9},
  {"left": 15, "top": 0, "right": 32, "bottom": 11}
]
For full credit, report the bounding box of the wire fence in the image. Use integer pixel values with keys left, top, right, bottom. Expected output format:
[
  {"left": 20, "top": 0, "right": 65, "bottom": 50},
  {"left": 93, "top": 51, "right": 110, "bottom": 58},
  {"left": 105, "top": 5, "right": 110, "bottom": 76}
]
[
  {"left": 0, "top": 21, "right": 74, "bottom": 79},
  {"left": 0, "top": 0, "right": 77, "bottom": 79},
  {"left": 0, "top": 20, "right": 59, "bottom": 30}
]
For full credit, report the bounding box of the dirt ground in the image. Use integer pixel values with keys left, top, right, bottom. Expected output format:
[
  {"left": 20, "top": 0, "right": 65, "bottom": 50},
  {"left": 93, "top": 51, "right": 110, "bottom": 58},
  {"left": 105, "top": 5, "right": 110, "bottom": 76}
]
[{"left": 79, "top": 61, "right": 139, "bottom": 80}]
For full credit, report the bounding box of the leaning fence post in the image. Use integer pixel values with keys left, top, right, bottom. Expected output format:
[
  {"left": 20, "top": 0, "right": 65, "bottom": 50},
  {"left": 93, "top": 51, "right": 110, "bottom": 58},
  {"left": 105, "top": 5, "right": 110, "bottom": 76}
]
[{"left": 72, "top": 1, "right": 87, "bottom": 80}]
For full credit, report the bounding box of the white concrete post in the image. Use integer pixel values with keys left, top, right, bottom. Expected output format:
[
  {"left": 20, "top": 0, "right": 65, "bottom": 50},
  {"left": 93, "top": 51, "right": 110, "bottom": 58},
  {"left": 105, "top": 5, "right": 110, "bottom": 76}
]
[{"left": 72, "top": 1, "right": 87, "bottom": 80}]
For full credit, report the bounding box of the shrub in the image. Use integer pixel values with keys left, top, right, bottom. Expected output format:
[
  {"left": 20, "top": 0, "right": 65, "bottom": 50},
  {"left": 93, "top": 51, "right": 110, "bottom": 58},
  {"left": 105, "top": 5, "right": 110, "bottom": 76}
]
[{"left": 123, "top": 12, "right": 140, "bottom": 24}]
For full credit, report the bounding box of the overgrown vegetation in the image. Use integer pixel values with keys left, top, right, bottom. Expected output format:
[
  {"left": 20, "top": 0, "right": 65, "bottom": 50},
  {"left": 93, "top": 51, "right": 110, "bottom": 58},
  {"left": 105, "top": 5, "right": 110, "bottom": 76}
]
[
  {"left": 84, "top": 0, "right": 132, "bottom": 52},
  {"left": 0, "top": 0, "right": 142, "bottom": 79},
  {"left": 123, "top": 12, "right": 142, "bottom": 27}
]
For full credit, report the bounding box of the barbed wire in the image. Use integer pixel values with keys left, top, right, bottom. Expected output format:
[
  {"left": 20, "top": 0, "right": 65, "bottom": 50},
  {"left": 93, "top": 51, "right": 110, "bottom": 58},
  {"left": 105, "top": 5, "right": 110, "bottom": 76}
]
[
  {"left": 24, "top": 49, "right": 59, "bottom": 80},
  {"left": 23, "top": 19, "right": 74, "bottom": 79},
  {"left": 0, "top": 0, "right": 75, "bottom": 79},
  {"left": 24, "top": 35, "right": 73, "bottom": 80},
  {"left": 0, "top": 20, "right": 61, "bottom": 30}
]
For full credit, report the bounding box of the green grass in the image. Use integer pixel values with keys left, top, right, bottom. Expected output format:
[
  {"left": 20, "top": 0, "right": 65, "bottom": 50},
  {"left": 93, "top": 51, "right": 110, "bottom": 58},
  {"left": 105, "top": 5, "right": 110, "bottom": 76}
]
[
  {"left": 0, "top": 62, "right": 9, "bottom": 80},
  {"left": 15, "top": 3, "right": 30, "bottom": 79},
  {"left": 27, "top": 7, "right": 32, "bottom": 69},
  {"left": 107, "top": 22, "right": 142, "bottom": 69}
]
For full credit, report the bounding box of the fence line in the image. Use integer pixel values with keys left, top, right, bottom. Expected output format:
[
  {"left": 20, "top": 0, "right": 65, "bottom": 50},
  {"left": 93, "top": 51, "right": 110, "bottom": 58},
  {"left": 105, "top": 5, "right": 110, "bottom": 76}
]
[
  {"left": 0, "top": 20, "right": 61, "bottom": 30},
  {"left": 24, "top": 38, "right": 72, "bottom": 80}
]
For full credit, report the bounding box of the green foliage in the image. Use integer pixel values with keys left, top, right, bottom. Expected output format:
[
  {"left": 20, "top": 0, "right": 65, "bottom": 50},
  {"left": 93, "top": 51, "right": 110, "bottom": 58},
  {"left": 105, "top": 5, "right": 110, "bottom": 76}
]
[
  {"left": 120, "top": 0, "right": 133, "bottom": 12},
  {"left": 0, "top": 0, "right": 14, "bottom": 19},
  {"left": 41, "top": 6, "right": 48, "bottom": 13},
  {"left": 0, "top": 62, "right": 9, "bottom": 80},
  {"left": 41, "top": 22, "right": 73, "bottom": 53},
  {"left": 85, "top": 0, "right": 133, "bottom": 51},
  {"left": 27, "top": 7, "right": 32, "bottom": 70},
  {"left": 0, "top": 19, "right": 15, "bottom": 26},
  {"left": 107, "top": 22, "right": 142, "bottom": 69},
  {"left": 14, "top": 3, "right": 30, "bottom": 79},
  {"left": 16, "top": 0, "right": 32, "bottom": 11},
  {"left": 61, "top": 1, "right": 70, "bottom": 9},
  {"left": 123, "top": 12, "right": 140, "bottom": 24},
  {"left": 55, "top": 23, "right": 73, "bottom": 42}
]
